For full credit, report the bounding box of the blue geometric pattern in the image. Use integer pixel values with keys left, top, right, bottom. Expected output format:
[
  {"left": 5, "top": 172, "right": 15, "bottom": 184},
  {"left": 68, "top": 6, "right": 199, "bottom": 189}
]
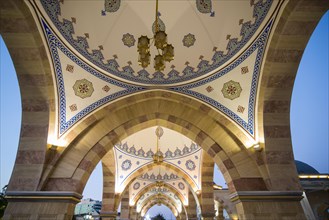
[
  {"left": 40, "top": 0, "right": 273, "bottom": 84},
  {"left": 41, "top": 20, "right": 145, "bottom": 136},
  {"left": 116, "top": 141, "right": 200, "bottom": 160},
  {"left": 170, "top": 20, "right": 273, "bottom": 137},
  {"left": 139, "top": 173, "right": 180, "bottom": 181}
]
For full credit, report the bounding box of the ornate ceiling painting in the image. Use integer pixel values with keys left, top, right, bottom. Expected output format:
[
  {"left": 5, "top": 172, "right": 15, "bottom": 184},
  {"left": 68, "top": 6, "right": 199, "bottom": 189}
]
[
  {"left": 20, "top": 0, "right": 289, "bottom": 214},
  {"left": 37, "top": 0, "right": 275, "bottom": 85},
  {"left": 28, "top": 0, "right": 281, "bottom": 139},
  {"left": 136, "top": 187, "right": 183, "bottom": 214},
  {"left": 41, "top": 20, "right": 146, "bottom": 136},
  {"left": 129, "top": 170, "right": 189, "bottom": 206},
  {"left": 113, "top": 127, "right": 202, "bottom": 193}
]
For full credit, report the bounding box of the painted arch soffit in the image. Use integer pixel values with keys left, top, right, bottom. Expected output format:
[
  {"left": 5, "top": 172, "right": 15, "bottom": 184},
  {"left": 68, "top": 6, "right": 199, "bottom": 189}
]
[
  {"left": 129, "top": 171, "right": 189, "bottom": 206},
  {"left": 113, "top": 127, "right": 202, "bottom": 193},
  {"left": 26, "top": 0, "right": 282, "bottom": 139},
  {"left": 34, "top": 0, "right": 277, "bottom": 85},
  {"left": 136, "top": 188, "right": 183, "bottom": 213}
]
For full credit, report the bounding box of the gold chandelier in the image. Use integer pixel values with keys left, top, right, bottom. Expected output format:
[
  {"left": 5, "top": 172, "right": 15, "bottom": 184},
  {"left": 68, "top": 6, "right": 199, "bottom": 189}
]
[
  {"left": 137, "top": 0, "right": 174, "bottom": 71},
  {"left": 153, "top": 126, "right": 164, "bottom": 164}
]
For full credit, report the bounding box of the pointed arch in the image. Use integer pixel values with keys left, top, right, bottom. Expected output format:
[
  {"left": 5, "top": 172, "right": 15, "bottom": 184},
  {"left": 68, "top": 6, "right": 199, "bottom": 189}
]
[
  {"left": 142, "top": 201, "right": 179, "bottom": 217},
  {"left": 139, "top": 193, "right": 180, "bottom": 216},
  {"left": 42, "top": 91, "right": 266, "bottom": 196},
  {"left": 257, "top": 0, "right": 329, "bottom": 190},
  {"left": 0, "top": 0, "right": 56, "bottom": 191},
  {"left": 132, "top": 182, "right": 187, "bottom": 206}
]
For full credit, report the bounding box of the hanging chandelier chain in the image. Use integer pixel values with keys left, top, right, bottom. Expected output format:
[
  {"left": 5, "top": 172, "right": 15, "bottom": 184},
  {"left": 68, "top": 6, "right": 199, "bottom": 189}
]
[
  {"left": 155, "top": 0, "right": 159, "bottom": 33},
  {"left": 137, "top": 0, "right": 174, "bottom": 71}
]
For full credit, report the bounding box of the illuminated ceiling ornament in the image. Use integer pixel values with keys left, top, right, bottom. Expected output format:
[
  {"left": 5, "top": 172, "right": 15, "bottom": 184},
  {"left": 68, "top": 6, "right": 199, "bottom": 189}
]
[
  {"left": 137, "top": 0, "right": 174, "bottom": 71},
  {"left": 153, "top": 126, "right": 164, "bottom": 164}
]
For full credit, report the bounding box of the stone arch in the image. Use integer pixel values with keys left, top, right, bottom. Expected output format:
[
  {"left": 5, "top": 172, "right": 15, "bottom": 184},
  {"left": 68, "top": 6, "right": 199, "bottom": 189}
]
[
  {"left": 258, "top": 0, "right": 329, "bottom": 191},
  {"left": 2, "top": 0, "right": 327, "bottom": 219},
  {"left": 0, "top": 0, "right": 56, "bottom": 192},
  {"left": 141, "top": 201, "right": 179, "bottom": 218},
  {"left": 120, "top": 161, "right": 198, "bottom": 193},
  {"left": 132, "top": 182, "right": 187, "bottom": 207},
  {"left": 139, "top": 193, "right": 181, "bottom": 216},
  {"left": 42, "top": 91, "right": 267, "bottom": 195}
]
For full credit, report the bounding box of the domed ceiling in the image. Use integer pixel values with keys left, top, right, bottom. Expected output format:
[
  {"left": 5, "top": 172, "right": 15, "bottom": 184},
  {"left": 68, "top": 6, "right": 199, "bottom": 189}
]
[
  {"left": 113, "top": 126, "right": 202, "bottom": 193},
  {"left": 26, "top": 0, "right": 283, "bottom": 139},
  {"left": 36, "top": 0, "right": 275, "bottom": 85}
]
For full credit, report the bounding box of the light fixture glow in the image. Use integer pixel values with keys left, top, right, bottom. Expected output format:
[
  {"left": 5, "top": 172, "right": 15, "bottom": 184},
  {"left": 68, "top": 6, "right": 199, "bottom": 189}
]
[
  {"left": 47, "top": 134, "right": 67, "bottom": 147},
  {"left": 299, "top": 175, "right": 329, "bottom": 179},
  {"left": 252, "top": 143, "right": 262, "bottom": 152}
]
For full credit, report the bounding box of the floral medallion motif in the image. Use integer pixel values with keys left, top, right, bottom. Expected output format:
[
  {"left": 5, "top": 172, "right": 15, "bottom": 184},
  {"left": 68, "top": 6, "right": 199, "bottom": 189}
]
[
  {"left": 133, "top": 182, "right": 140, "bottom": 190},
  {"left": 196, "top": 0, "right": 214, "bottom": 16},
  {"left": 221, "top": 80, "right": 242, "bottom": 100},
  {"left": 122, "top": 33, "right": 135, "bottom": 47},
  {"left": 105, "top": 0, "right": 121, "bottom": 13},
  {"left": 183, "top": 33, "right": 196, "bottom": 48},
  {"left": 178, "top": 182, "right": 185, "bottom": 190},
  {"left": 121, "top": 159, "right": 132, "bottom": 171},
  {"left": 185, "top": 159, "right": 196, "bottom": 171},
  {"left": 73, "top": 79, "right": 94, "bottom": 99}
]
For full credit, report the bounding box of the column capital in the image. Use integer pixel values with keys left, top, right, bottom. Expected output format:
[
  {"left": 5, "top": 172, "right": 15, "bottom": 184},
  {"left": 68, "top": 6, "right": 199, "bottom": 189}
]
[
  {"left": 230, "top": 191, "right": 304, "bottom": 202},
  {"left": 5, "top": 191, "right": 82, "bottom": 204},
  {"left": 100, "top": 211, "right": 118, "bottom": 217}
]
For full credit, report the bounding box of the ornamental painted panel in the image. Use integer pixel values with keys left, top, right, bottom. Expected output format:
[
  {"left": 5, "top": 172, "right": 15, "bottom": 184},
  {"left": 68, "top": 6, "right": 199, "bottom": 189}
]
[
  {"left": 183, "top": 34, "right": 196, "bottom": 48},
  {"left": 39, "top": 0, "right": 274, "bottom": 84},
  {"left": 122, "top": 33, "right": 135, "bottom": 48},
  {"left": 39, "top": 20, "right": 144, "bottom": 137},
  {"left": 73, "top": 79, "right": 94, "bottom": 99},
  {"left": 221, "top": 80, "right": 242, "bottom": 100},
  {"left": 121, "top": 159, "right": 132, "bottom": 171},
  {"left": 185, "top": 159, "right": 196, "bottom": 171}
]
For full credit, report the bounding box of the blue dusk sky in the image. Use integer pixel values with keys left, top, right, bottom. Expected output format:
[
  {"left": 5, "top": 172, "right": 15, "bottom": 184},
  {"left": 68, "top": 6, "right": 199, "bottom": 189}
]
[{"left": 0, "top": 11, "right": 328, "bottom": 219}]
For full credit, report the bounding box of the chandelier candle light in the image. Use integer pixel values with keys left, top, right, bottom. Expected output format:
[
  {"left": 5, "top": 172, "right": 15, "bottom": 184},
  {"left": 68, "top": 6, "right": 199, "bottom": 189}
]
[{"left": 137, "top": 0, "right": 174, "bottom": 71}]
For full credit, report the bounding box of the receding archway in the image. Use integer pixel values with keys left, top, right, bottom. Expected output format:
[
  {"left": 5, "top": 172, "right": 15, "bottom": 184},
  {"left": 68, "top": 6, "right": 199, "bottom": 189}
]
[{"left": 2, "top": 0, "right": 328, "bottom": 219}]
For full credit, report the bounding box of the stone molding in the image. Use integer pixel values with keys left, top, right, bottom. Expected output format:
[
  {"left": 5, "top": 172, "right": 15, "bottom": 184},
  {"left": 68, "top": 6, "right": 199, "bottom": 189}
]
[
  {"left": 230, "top": 191, "right": 304, "bottom": 202},
  {"left": 5, "top": 191, "right": 82, "bottom": 203},
  {"left": 100, "top": 211, "right": 118, "bottom": 217}
]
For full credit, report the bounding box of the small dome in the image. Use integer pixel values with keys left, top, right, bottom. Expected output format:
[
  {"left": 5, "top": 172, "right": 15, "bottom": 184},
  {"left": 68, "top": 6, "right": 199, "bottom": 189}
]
[{"left": 295, "top": 160, "right": 319, "bottom": 174}]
